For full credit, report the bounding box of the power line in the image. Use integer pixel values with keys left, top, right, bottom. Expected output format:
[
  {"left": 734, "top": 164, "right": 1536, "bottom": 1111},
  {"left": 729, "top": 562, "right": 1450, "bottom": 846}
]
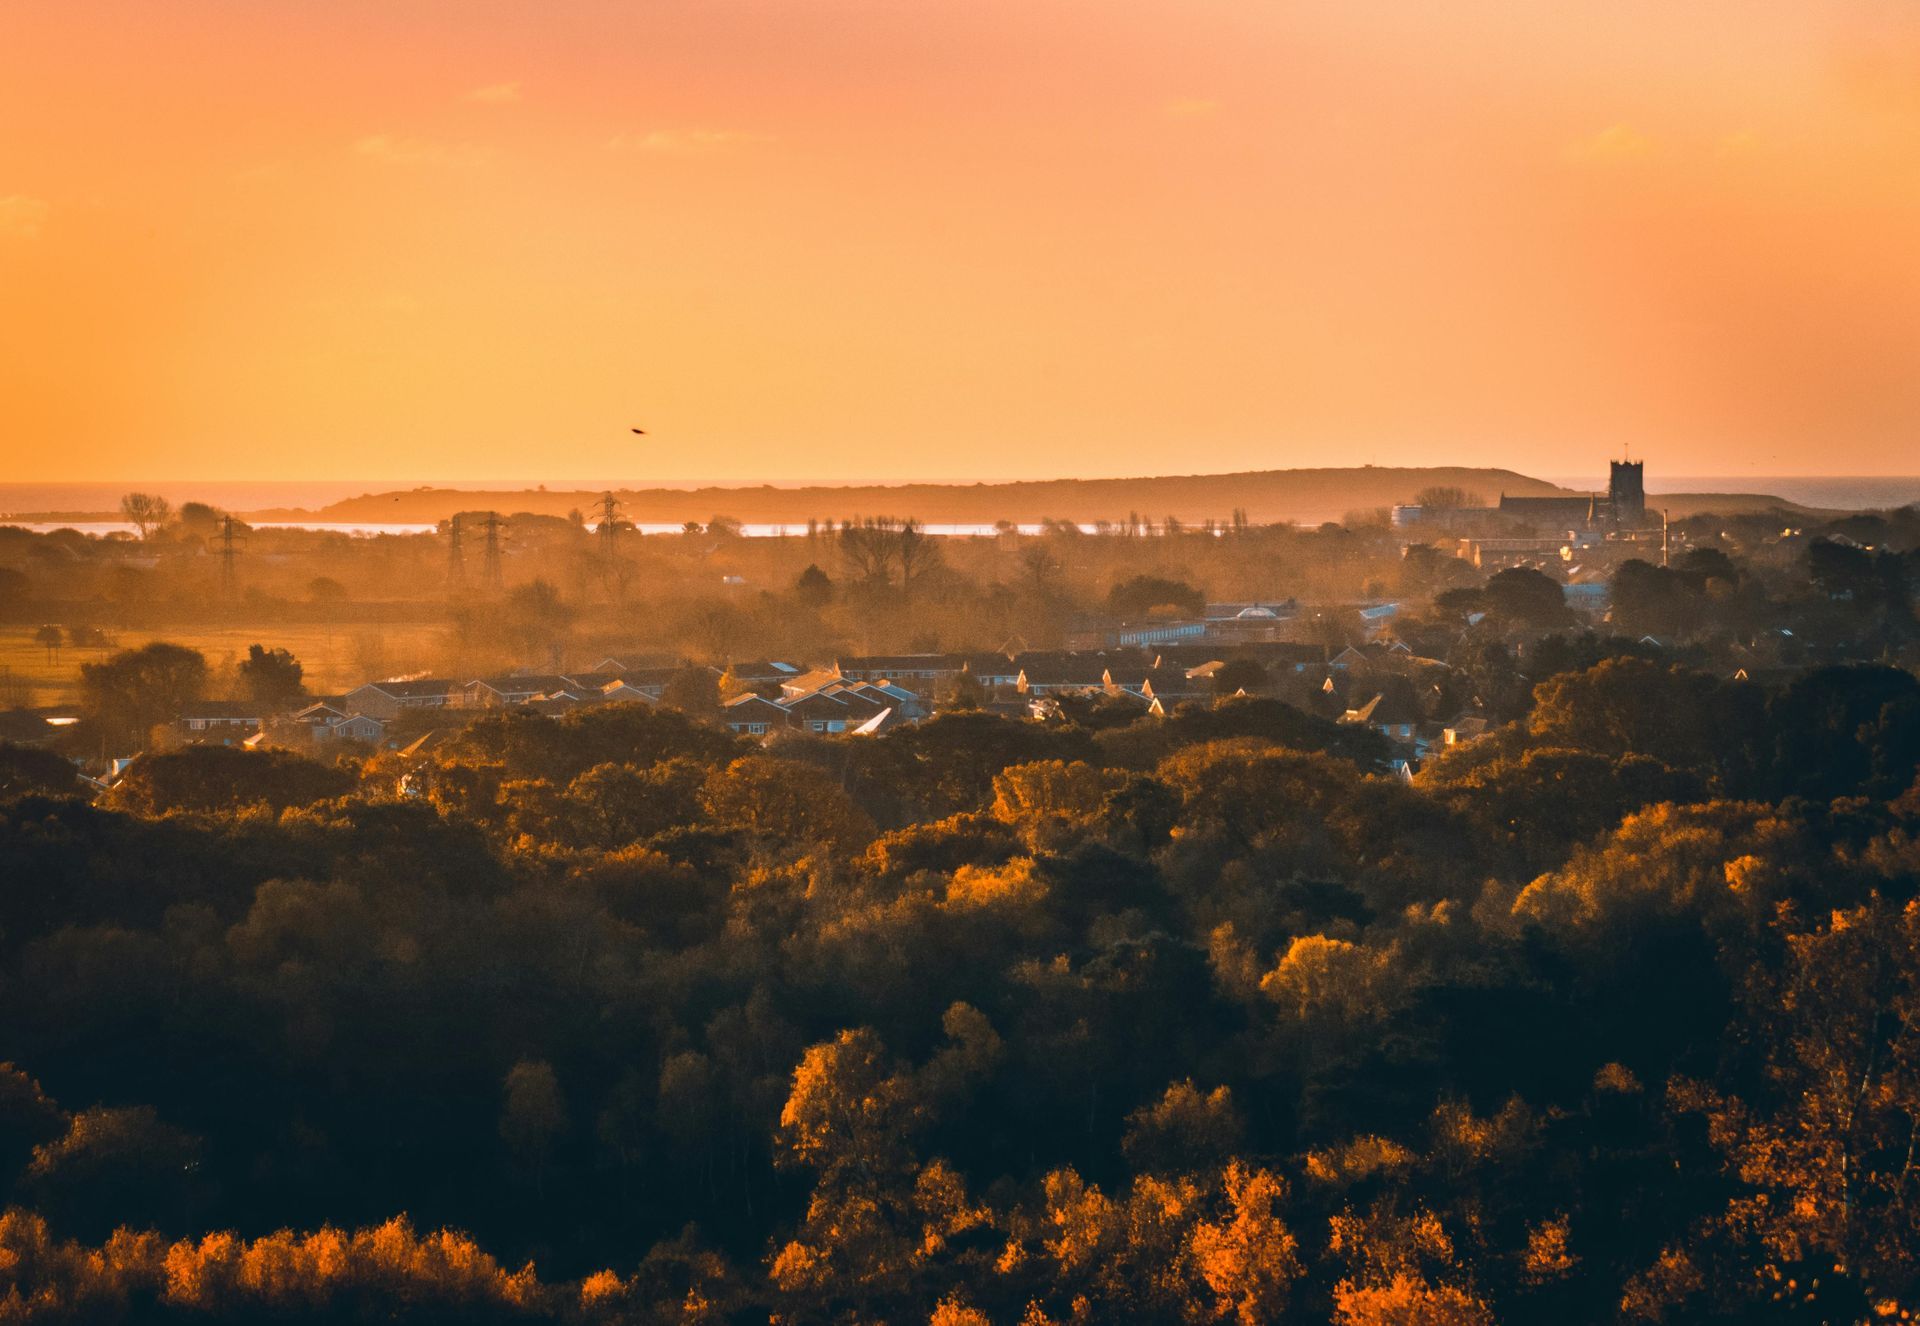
[
  {"left": 597, "top": 491, "right": 621, "bottom": 566},
  {"left": 217, "top": 515, "right": 246, "bottom": 602},
  {"left": 447, "top": 514, "right": 467, "bottom": 594},
  {"left": 479, "top": 511, "right": 506, "bottom": 594}
]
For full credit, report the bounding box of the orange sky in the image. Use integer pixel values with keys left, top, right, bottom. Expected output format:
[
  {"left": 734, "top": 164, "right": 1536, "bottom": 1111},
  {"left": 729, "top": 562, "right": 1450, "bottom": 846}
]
[{"left": 3, "top": 0, "right": 1919, "bottom": 483}]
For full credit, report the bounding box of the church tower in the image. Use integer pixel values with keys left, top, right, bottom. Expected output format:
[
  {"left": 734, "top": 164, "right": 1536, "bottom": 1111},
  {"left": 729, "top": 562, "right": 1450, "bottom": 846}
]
[{"left": 1609, "top": 460, "right": 1645, "bottom": 526}]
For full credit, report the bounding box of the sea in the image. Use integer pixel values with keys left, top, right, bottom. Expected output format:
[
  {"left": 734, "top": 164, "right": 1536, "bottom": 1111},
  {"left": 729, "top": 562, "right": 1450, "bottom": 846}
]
[
  {"left": 1, "top": 519, "right": 1071, "bottom": 539},
  {"left": 3, "top": 476, "right": 1916, "bottom": 539}
]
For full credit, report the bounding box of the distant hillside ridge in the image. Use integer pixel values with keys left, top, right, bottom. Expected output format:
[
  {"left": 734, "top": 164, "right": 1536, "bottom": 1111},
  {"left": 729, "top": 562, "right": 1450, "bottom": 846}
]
[
  {"left": 1643, "top": 492, "right": 1835, "bottom": 518},
  {"left": 252, "top": 466, "right": 1581, "bottom": 527}
]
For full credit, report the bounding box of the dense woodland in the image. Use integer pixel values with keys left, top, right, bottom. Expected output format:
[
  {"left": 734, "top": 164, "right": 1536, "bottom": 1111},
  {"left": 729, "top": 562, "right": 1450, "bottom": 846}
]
[
  {"left": 2, "top": 644, "right": 1920, "bottom": 1321},
  {"left": 3, "top": 501, "right": 1920, "bottom": 1322}
]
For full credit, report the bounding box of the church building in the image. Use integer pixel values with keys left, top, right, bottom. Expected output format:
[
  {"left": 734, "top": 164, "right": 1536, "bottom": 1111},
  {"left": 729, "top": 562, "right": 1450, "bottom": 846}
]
[{"left": 1497, "top": 460, "right": 1648, "bottom": 531}]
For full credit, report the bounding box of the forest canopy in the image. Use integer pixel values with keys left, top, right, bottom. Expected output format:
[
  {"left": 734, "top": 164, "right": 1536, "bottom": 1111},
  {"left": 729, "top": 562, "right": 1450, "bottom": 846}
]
[{"left": 3, "top": 650, "right": 1920, "bottom": 1322}]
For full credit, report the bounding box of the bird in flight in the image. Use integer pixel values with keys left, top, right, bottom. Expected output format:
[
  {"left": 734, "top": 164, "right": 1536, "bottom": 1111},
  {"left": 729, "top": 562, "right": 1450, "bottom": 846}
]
[{"left": 631, "top": 428, "right": 647, "bottom": 435}]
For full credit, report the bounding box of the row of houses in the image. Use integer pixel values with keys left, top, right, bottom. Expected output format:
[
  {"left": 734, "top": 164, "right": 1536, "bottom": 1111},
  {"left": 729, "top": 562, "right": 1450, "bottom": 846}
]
[
  {"left": 153, "top": 637, "right": 1472, "bottom": 763},
  {"left": 272, "top": 661, "right": 935, "bottom": 745},
  {"left": 825, "top": 641, "right": 1354, "bottom": 697},
  {"left": 1064, "top": 599, "right": 1415, "bottom": 651},
  {"left": 161, "top": 663, "right": 708, "bottom": 751},
  {"left": 722, "top": 672, "right": 926, "bottom": 736},
  {"left": 337, "top": 663, "right": 700, "bottom": 719}
]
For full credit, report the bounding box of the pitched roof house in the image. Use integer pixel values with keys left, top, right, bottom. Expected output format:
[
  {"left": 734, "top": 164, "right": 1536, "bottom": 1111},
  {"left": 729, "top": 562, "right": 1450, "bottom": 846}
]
[
  {"left": 957, "top": 654, "right": 1022, "bottom": 690},
  {"left": 613, "top": 666, "right": 707, "bottom": 701},
  {"left": 342, "top": 678, "right": 459, "bottom": 719},
  {"left": 781, "top": 690, "right": 860, "bottom": 732},
  {"left": 1106, "top": 666, "right": 1207, "bottom": 704},
  {"left": 1442, "top": 716, "right": 1492, "bottom": 746},
  {"left": 834, "top": 654, "right": 962, "bottom": 692},
  {"left": 821, "top": 684, "right": 887, "bottom": 721},
  {"left": 725, "top": 660, "right": 805, "bottom": 684},
  {"left": 773, "top": 668, "right": 839, "bottom": 699},
  {"left": 1015, "top": 654, "right": 1135, "bottom": 695},
  {"left": 723, "top": 694, "right": 788, "bottom": 736},
  {"left": 463, "top": 675, "right": 577, "bottom": 707},
  {"left": 596, "top": 681, "right": 656, "bottom": 705},
  {"left": 173, "top": 700, "right": 267, "bottom": 744},
  {"left": 322, "top": 712, "right": 389, "bottom": 744},
  {"left": 849, "top": 680, "right": 925, "bottom": 719},
  {"left": 1340, "top": 689, "right": 1426, "bottom": 751}
]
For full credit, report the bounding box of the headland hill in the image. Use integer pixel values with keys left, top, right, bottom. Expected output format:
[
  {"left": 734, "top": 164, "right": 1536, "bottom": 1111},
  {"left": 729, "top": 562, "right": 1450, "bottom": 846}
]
[{"left": 234, "top": 466, "right": 1834, "bottom": 528}]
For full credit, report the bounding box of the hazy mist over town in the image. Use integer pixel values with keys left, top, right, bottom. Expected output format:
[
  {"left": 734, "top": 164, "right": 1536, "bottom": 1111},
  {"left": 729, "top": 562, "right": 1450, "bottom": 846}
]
[{"left": 3, "top": 2, "right": 1920, "bottom": 1323}]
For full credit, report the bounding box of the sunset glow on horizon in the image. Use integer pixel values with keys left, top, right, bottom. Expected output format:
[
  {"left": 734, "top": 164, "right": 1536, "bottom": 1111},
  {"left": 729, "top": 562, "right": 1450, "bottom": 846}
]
[{"left": 4, "top": 0, "right": 1919, "bottom": 483}]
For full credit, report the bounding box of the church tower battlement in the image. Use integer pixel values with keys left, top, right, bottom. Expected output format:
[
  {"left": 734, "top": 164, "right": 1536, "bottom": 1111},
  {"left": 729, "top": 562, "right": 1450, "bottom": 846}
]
[{"left": 1609, "top": 460, "right": 1645, "bottom": 525}]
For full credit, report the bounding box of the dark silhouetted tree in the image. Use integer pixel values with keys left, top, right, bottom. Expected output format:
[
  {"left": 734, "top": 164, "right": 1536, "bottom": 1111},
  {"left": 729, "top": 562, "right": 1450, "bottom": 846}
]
[
  {"left": 1484, "top": 567, "right": 1571, "bottom": 628},
  {"left": 118, "top": 492, "right": 173, "bottom": 539},
  {"left": 1108, "top": 575, "right": 1205, "bottom": 619},
  {"left": 794, "top": 563, "right": 834, "bottom": 607},
  {"left": 236, "top": 644, "right": 305, "bottom": 707},
  {"left": 79, "top": 642, "right": 207, "bottom": 748}
]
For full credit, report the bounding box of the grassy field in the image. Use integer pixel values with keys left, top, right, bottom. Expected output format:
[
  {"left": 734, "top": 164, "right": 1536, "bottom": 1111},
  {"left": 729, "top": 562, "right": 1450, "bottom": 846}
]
[{"left": 0, "top": 621, "right": 452, "bottom": 709}]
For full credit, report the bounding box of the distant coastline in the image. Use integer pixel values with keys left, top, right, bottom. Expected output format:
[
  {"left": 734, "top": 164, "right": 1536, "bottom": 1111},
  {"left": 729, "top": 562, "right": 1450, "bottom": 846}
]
[
  {"left": 5, "top": 468, "right": 1915, "bottom": 530},
  {"left": 1552, "top": 475, "right": 1920, "bottom": 512}
]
